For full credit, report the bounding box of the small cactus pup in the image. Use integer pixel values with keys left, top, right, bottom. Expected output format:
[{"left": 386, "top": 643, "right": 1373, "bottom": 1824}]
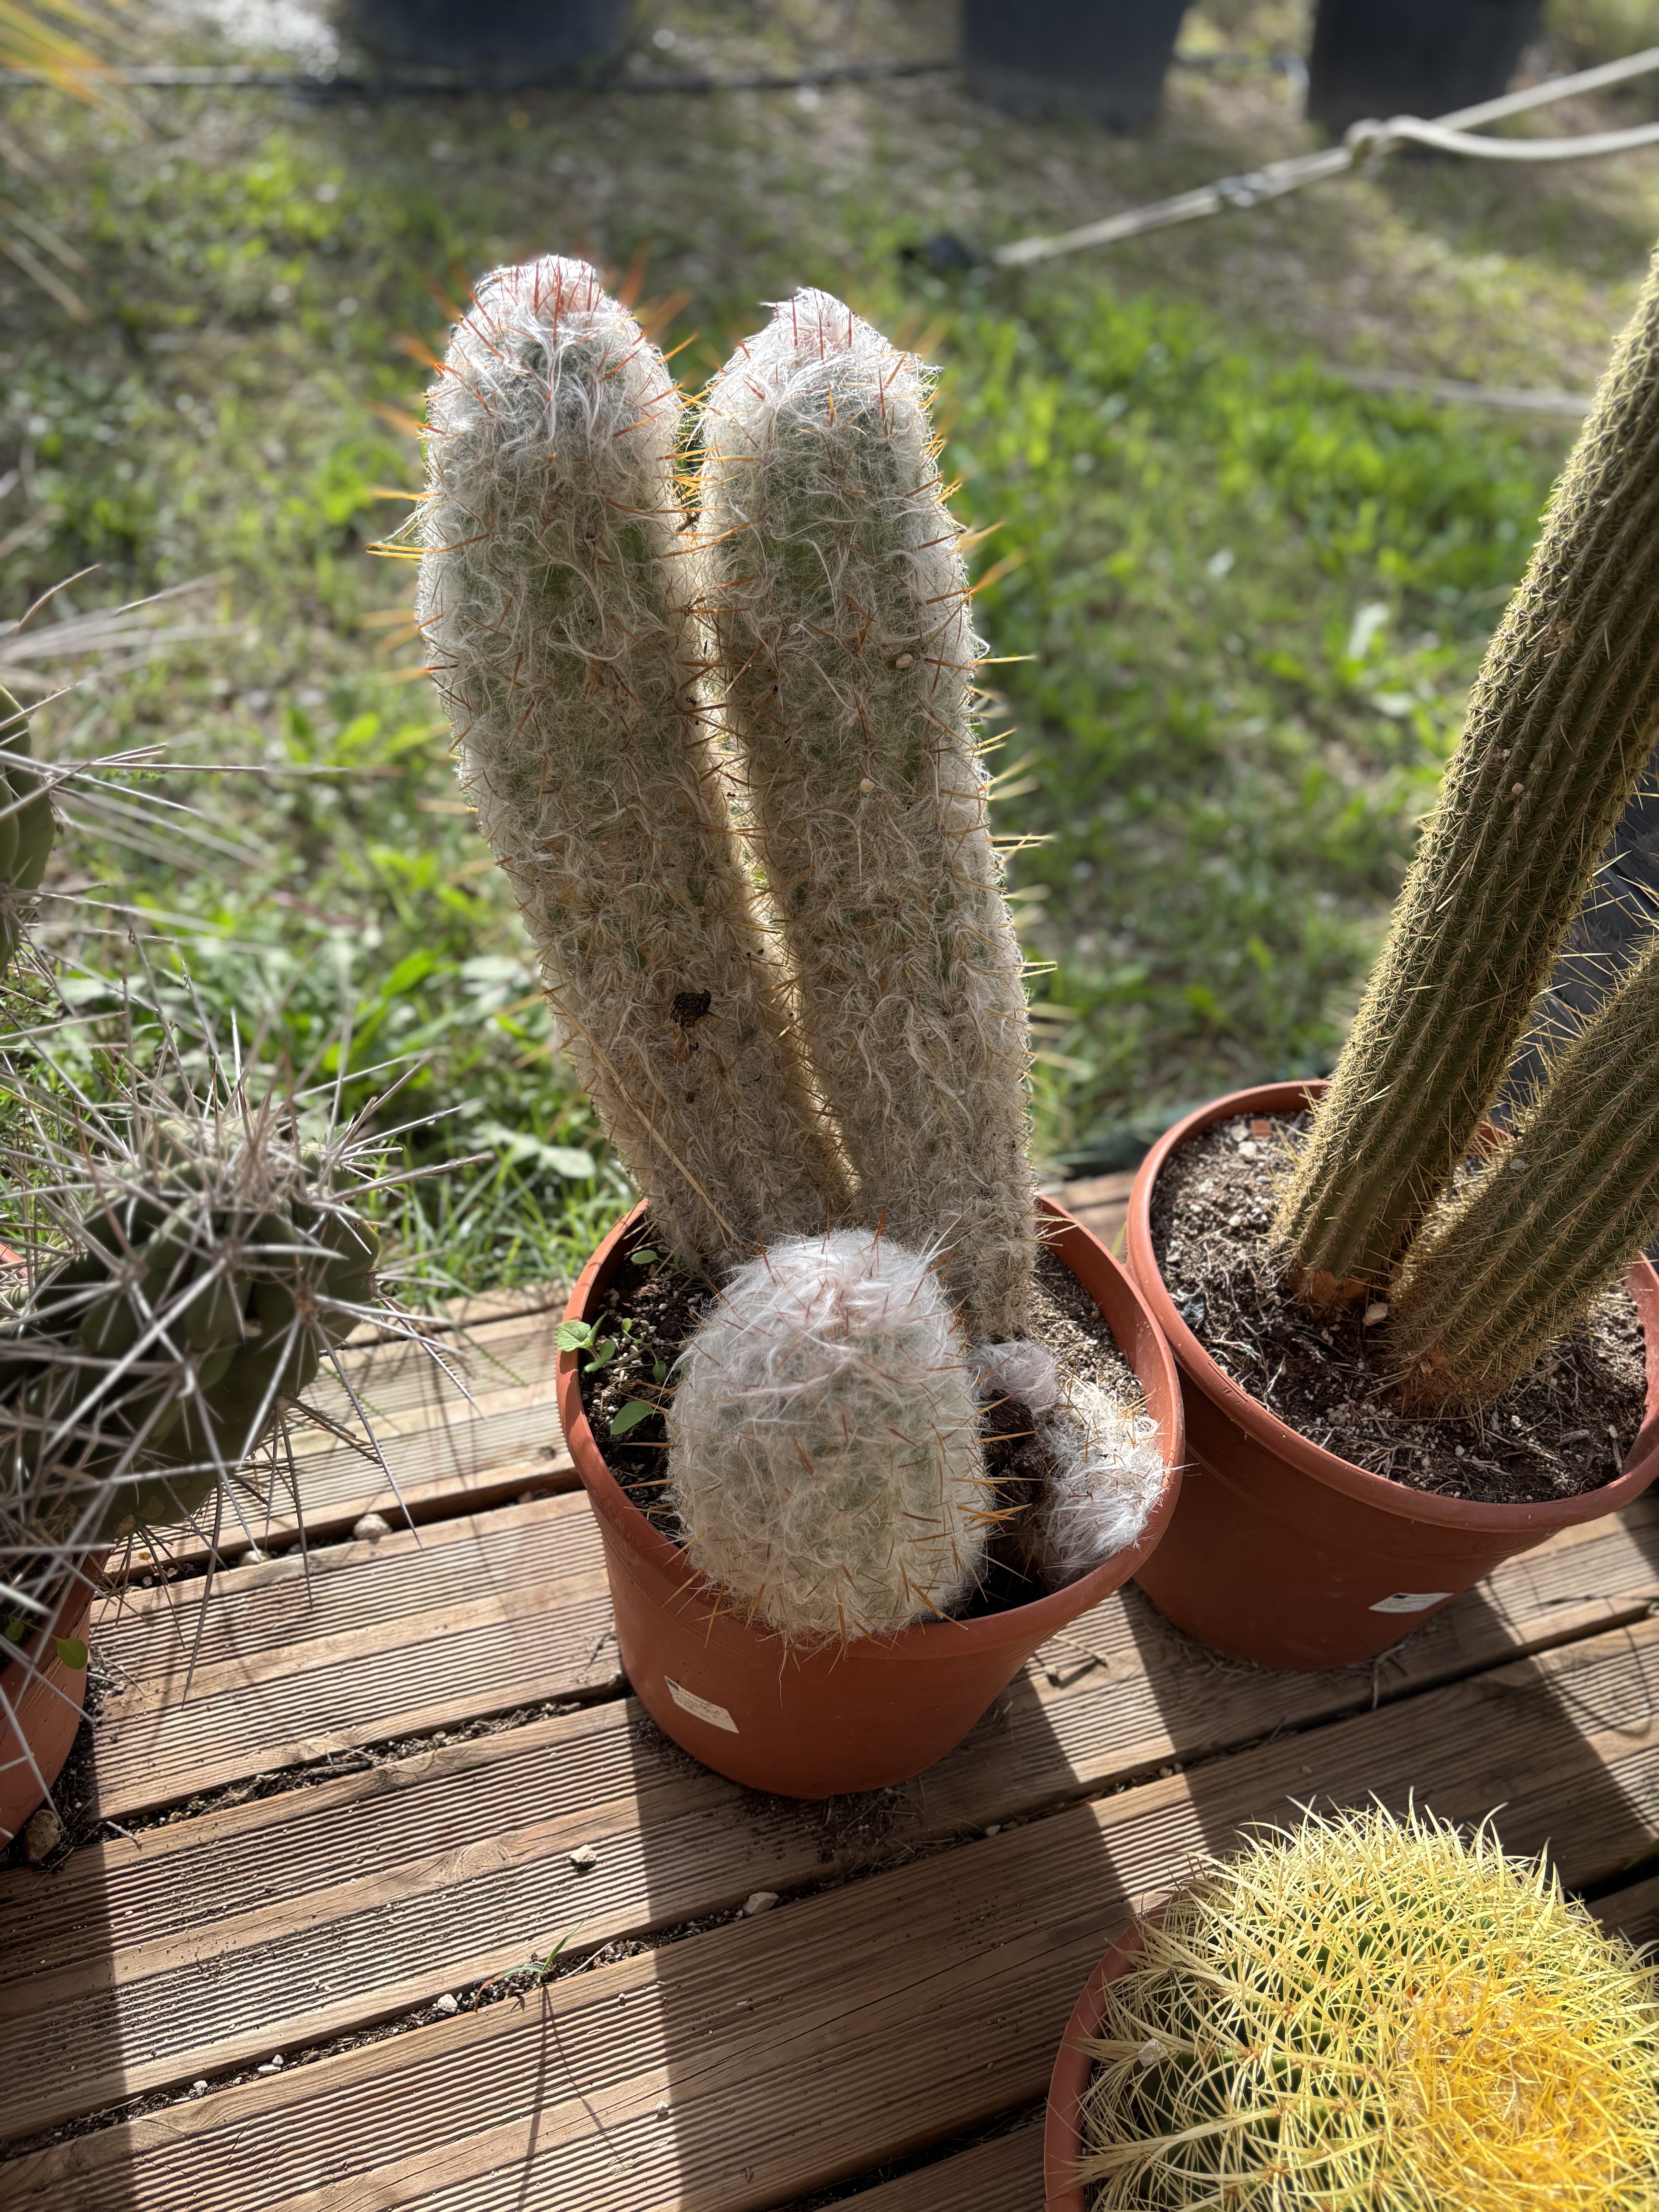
[
  {"left": 0, "top": 683, "right": 54, "bottom": 977},
  {"left": 699, "top": 291, "right": 1035, "bottom": 1340},
  {"left": 1277, "top": 249, "right": 1659, "bottom": 1310},
  {"left": 663, "top": 1230, "right": 993, "bottom": 1642},
  {"left": 1388, "top": 927, "right": 1659, "bottom": 1410},
  {"left": 1073, "top": 1805, "right": 1659, "bottom": 2210},
  {"left": 975, "top": 1339, "right": 1164, "bottom": 1589},
  {"left": 418, "top": 256, "right": 847, "bottom": 1276}
]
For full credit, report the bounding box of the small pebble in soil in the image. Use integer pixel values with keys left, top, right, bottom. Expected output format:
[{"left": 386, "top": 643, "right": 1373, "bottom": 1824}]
[
  {"left": 191, "top": 2079, "right": 208, "bottom": 2097},
  {"left": 257, "top": 2056, "right": 283, "bottom": 2075},
  {"left": 433, "top": 1994, "right": 459, "bottom": 2016},
  {"left": 741, "top": 1891, "right": 779, "bottom": 1916},
  {"left": 352, "top": 1512, "right": 391, "bottom": 1541},
  {"left": 242, "top": 1547, "right": 268, "bottom": 1566},
  {"left": 654, "top": 2099, "right": 670, "bottom": 2119},
  {"left": 568, "top": 1844, "right": 598, "bottom": 1872},
  {"left": 22, "top": 1806, "right": 61, "bottom": 1862}
]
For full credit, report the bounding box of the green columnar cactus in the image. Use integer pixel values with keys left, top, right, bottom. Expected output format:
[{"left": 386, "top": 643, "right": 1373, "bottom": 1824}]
[
  {"left": 1076, "top": 1807, "right": 1659, "bottom": 2210},
  {"left": 1276, "top": 255, "right": 1659, "bottom": 1309},
  {"left": 418, "top": 257, "right": 847, "bottom": 1274},
  {"left": 698, "top": 292, "right": 1035, "bottom": 1340},
  {"left": 663, "top": 1229, "right": 992, "bottom": 1642},
  {"left": 1387, "top": 932, "right": 1659, "bottom": 1409},
  {"left": 0, "top": 685, "right": 54, "bottom": 976}
]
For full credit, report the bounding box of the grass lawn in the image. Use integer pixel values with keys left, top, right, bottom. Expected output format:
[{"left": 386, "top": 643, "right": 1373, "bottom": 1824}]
[{"left": 1, "top": 0, "right": 1653, "bottom": 1292}]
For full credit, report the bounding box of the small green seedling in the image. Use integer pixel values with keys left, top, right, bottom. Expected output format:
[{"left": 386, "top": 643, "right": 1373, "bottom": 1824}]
[
  {"left": 630, "top": 1247, "right": 658, "bottom": 1267},
  {"left": 609, "top": 1400, "right": 656, "bottom": 1438},
  {"left": 555, "top": 1318, "right": 622, "bottom": 1373}
]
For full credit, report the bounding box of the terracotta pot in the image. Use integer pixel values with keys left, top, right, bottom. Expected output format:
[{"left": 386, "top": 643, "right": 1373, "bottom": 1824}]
[
  {"left": 1044, "top": 1914, "right": 1149, "bottom": 2210},
  {"left": 1126, "top": 1082, "right": 1659, "bottom": 1669},
  {"left": 0, "top": 1567, "right": 93, "bottom": 1844},
  {"left": 558, "top": 1198, "right": 1184, "bottom": 1798}
]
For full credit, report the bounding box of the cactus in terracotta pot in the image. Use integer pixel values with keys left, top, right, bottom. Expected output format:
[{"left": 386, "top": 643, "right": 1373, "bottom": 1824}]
[
  {"left": 663, "top": 1229, "right": 993, "bottom": 1642},
  {"left": 1075, "top": 1806, "right": 1659, "bottom": 2209},
  {"left": 1277, "top": 254, "right": 1659, "bottom": 1316},
  {"left": 417, "top": 255, "right": 848, "bottom": 1276}
]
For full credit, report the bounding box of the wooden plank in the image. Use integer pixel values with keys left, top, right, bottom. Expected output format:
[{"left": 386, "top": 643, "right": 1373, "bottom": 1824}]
[
  {"left": 132, "top": 1308, "right": 574, "bottom": 1565},
  {"left": 5, "top": 1614, "right": 1655, "bottom": 2209},
  {"left": 819, "top": 2120, "right": 1043, "bottom": 2210},
  {"left": 1057, "top": 1171, "right": 1134, "bottom": 1255},
  {"left": 1595, "top": 1870, "right": 1659, "bottom": 1948},
  {"left": 85, "top": 1496, "right": 615, "bottom": 1818},
  {"left": 5, "top": 1511, "right": 1657, "bottom": 2145}
]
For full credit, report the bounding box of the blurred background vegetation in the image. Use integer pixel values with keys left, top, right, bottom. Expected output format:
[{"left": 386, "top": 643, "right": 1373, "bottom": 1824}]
[{"left": 0, "top": 0, "right": 1656, "bottom": 1293}]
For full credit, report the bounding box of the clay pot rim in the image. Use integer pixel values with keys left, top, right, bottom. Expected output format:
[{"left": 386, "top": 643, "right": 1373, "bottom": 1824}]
[
  {"left": 1127, "top": 1080, "right": 1659, "bottom": 1534},
  {"left": 1043, "top": 1912, "right": 1153, "bottom": 2211},
  {"left": 0, "top": 1558, "right": 96, "bottom": 1690},
  {"left": 557, "top": 1197, "right": 1186, "bottom": 1660}
]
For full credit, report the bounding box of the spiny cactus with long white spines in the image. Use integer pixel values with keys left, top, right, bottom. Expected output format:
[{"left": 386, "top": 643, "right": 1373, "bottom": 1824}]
[
  {"left": 698, "top": 291, "right": 1035, "bottom": 1340},
  {"left": 417, "top": 257, "right": 848, "bottom": 1274},
  {"left": 1075, "top": 1806, "right": 1659, "bottom": 2210},
  {"left": 0, "top": 686, "right": 54, "bottom": 978},
  {"left": 663, "top": 1230, "right": 993, "bottom": 1643},
  {"left": 1277, "top": 253, "right": 1659, "bottom": 1312},
  {"left": 1388, "top": 928, "right": 1659, "bottom": 1410}
]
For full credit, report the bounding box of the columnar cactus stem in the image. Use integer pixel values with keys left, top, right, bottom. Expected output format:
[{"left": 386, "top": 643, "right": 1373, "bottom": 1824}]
[
  {"left": 1388, "top": 931, "right": 1659, "bottom": 1410},
  {"left": 1277, "top": 255, "right": 1659, "bottom": 1307},
  {"left": 664, "top": 1230, "right": 991, "bottom": 1643},
  {"left": 418, "top": 258, "right": 847, "bottom": 1273},
  {"left": 698, "top": 292, "right": 1035, "bottom": 1340}
]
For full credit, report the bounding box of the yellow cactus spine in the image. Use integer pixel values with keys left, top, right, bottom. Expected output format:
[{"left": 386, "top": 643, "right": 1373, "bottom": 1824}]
[
  {"left": 698, "top": 291, "right": 1035, "bottom": 1339},
  {"left": 1076, "top": 1806, "right": 1659, "bottom": 2210},
  {"left": 418, "top": 258, "right": 848, "bottom": 1274}
]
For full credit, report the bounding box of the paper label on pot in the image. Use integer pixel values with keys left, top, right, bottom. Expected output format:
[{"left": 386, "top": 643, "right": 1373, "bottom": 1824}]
[
  {"left": 1369, "top": 1591, "right": 1453, "bottom": 1614},
  {"left": 665, "top": 1677, "right": 739, "bottom": 1732}
]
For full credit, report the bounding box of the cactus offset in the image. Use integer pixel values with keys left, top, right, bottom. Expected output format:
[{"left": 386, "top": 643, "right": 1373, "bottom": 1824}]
[
  {"left": 419, "top": 258, "right": 847, "bottom": 1274},
  {"left": 699, "top": 292, "right": 1035, "bottom": 1338},
  {"left": 1388, "top": 931, "right": 1659, "bottom": 1410},
  {"left": 1077, "top": 1806, "right": 1659, "bottom": 2210},
  {"left": 1278, "top": 254, "right": 1659, "bottom": 1308},
  {"left": 664, "top": 1230, "right": 991, "bottom": 1642}
]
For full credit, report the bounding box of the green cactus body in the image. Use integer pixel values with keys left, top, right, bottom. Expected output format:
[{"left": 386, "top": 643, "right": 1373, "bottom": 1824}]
[
  {"left": 663, "top": 1229, "right": 991, "bottom": 1644},
  {"left": 0, "top": 684, "right": 53, "bottom": 975},
  {"left": 1387, "top": 929, "right": 1659, "bottom": 1409},
  {"left": 10, "top": 1144, "right": 380, "bottom": 1540},
  {"left": 418, "top": 257, "right": 846, "bottom": 1274},
  {"left": 699, "top": 292, "right": 1034, "bottom": 1340},
  {"left": 1277, "top": 257, "right": 1659, "bottom": 1309},
  {"left": 1077, "top": 1807, "right": 1659, "bottom": 2209}
]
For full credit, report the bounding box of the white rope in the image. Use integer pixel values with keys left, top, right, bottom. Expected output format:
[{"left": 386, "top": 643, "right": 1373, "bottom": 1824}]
[{"left": 995, "top": 45, "right": 1659, "bottom": 268}]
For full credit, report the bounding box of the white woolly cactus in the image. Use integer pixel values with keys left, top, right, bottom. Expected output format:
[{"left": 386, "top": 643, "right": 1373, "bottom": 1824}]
[
  {"left": 664, "top": 1230, "right": 992, "bottom": 1643},
  {"left": 699, "top": 291, "right": 1035, "bottom": 1339},
  {"left": 418, "top": 257, "right": 847, "bottom": 1273}
]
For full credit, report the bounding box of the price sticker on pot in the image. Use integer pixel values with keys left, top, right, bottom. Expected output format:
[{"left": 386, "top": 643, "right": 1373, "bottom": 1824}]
[
  {"left": 1368, "top": 1591, "right": 1452, "bottom": 1614},
  {"left": 665, "top": 1677, "right": 739, "bottom": 1733}
]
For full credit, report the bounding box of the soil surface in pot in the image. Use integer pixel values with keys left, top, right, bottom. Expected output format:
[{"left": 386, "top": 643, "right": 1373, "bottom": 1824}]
[
  {"left": 576, "top": 1218, "right": 1141, "bottom": 1622},
  {"left": 1151, "top": 1112, "right": 1646, "bottom": 1505}
]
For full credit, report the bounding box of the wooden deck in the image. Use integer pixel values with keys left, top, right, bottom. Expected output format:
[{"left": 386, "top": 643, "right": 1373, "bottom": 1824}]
[{"left": 4, "top": 1185, "right": 1658, "bottom": 2210}]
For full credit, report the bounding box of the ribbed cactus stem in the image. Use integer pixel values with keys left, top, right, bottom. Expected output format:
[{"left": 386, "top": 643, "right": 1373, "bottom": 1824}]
[
  {"left": 1277, "top": 254, "right": 1659, "bottom": 1307},
  {"left": 1388, "top": 930, "right": 1659, "bottom": 1410},
  {"left": 418, "top": 258, "right": 847, "bottom": 1273},
  {"left": 664, "top": 1230, "right": 991, "bottom": 1644},
  {"left": 699, "top": 292, "right": 1035, "bottom": 1339}
]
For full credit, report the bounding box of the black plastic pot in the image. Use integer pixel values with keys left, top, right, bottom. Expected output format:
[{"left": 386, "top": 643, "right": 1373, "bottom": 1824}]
[
  {"left": 1307, "top": 0, "right": 1545, "bottom": 139},
  {"left": 960, "top": 0, "right": 1192, "bottom": 131},
  {"left": 341, "top": 0, "right": 630, "bottom": 76}
]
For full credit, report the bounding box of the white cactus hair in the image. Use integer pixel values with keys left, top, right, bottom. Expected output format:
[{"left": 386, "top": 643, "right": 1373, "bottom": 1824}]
[
  {"left": 699, "top": 289, "right": 1036, "bottom": 1337},
  {"left": 664, "top": 1228, "right": 992, "bottom": 1644},
  {"left": 417, "top": 256, "right": 847, "bottom": 1273},
  {"left": 975, "top": 1340, "right": 1163, "bottom": 1589}
]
